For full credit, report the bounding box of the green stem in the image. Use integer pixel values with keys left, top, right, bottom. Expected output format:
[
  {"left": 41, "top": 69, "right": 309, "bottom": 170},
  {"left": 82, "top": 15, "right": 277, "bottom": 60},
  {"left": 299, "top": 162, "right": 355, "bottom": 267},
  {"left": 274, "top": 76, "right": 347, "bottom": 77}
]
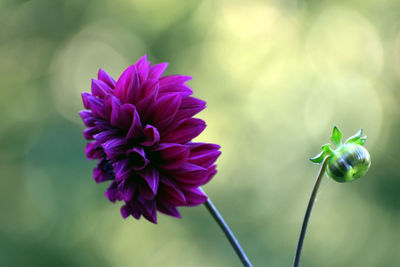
[
  {"left": 293, "top": 156, "right": 330, "bottom": 267},
  {"left": 203, "top": 193, "right": 253, "bottom": 267}
]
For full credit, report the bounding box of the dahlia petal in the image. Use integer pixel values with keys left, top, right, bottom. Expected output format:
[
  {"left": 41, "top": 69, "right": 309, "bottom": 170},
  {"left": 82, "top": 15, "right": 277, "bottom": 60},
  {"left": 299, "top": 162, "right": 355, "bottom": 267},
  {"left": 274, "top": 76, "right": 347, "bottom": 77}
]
[
  {"left": 170, "top": 163, "right": 208, "bottom": 186},
  {"left": 98, "top": 69, "right": 116, "bottom": 88},
  {"left": 136, "top": 80, "right": 159, "bottom": 120},
  {"left": 85, "top": 94, "right": 106, "bottom": 119},
  {"left": 140, "top": 125, "right": 160, "bottom": 147},
  {"left": 81, "top": 92, "right": 91, "bottom": 109},
  {"left": 151, "top": 93, "right": 182, "bottom": 131},
  {"left": 93, "top": 160, "right": 114, "bottom": 183},
  {"left": 188, "top": 147, "right": 221, "bottom": 168},
  {"left": 83, "top": 127, "right": 98, "bottom": 140},
  {"left": 148, "top": 63, "right": 168, "bottom": 80},
  {"left": 79, "top": 110, "right": 96, "bottom": 127},
  {"left": 120, "top": 104, "right": 139, "bottom": 129},
  {"left": 159, "top": 84, "right": 193, "bottom": 97},
  {"left": 139, "top": 79, "right": 159, "bottom": 99},
  {"left": 126, "top": 108, "right": 143, "bottom": 140},
  {"left": 85, "top": 142, "right": 103, "bottom": 159},
  {"left": 159, "top": 177, "right": 186, "bottom": 206},
  {"left": 125, "top": 67, "right": 141, "bottom": 104},
  {"left": 105, "top": 181, "right": 119, "bottom": 202},
  {"left": 187, "top": 142, "right": 221, "bottom": 153},
  {"left": 135, "top": 54, "right": 148, "bottom": 70},
  {"left": 109, "top": 96, "right": 122, "bottom": 127},
  {"left": 94, "top": 120, "right": 112, "bottom": 131},
  {"left": 156, "top": 202, "right": 181, "bottom": 218},
  {"left": 138, "top": 180, "right": 156, "bottom": 200},
  {"left": 91, "top": 79, "right": 113, "bottom": 99},
  {"left": 117, "top": 179, "right": 136, "bottom": 202},
  {"left": 120, "top": 205, "right": 131, "bottom": 219},
  {"left": 104, "top": 95, "right": 119, "bottom": 119},
  {"left": 138, "top": 198, "right": 157, "bottom": 223},
  {"left": 131, "top": 210, "right": 142, "bottom": 219},
  {"left": 161, "top": 118, "right": 206, "bottom": 144},
  {"left": 138, "top": 62, "right": 150, "bottom": 82},
  {"left": 113, "top": 159, "right": 131, "bottom": 183},
  {"left": 137, "top": 168, "right": 159, "bottom": 199},
  {"left": 114, "top": 65, "right": 136, "bottom": 102},
  {"left": 110, "top": 100, "right": 137, "bottom": 130},
  {"left": 202, "top": 164, "right": 217, "bottom": 185},
  {"left": 92, "top": 129, "right": 119, "bottom": 144},
  {"left": 151, "top": 143, "right": 189, "bottom": 170},
  {"left": 122, "top": 200, "right": 142, "bottom": 219},
  {"left": 159, "top": 75, "right": 192, "bottom": 86},
  {"left": 182, "top": 187, "right": 208, "bottom": 206},
  {"left": 101, "top": 137, "right": 127, "bottom": 159},
  {"left": 126, "top": 147, "right": 149, "bottom": 170},
  {"left": 174, "top": 96, "right": 207, "bottom": 122},
  {"left": 159, "top": 75, "right": 193, "bottom": 96}
]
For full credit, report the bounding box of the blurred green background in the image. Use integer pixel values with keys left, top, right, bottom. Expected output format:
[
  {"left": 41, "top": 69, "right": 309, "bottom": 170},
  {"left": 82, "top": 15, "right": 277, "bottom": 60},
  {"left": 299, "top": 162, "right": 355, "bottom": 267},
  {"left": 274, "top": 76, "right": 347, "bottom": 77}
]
[{"left": 1, "top": 0, "right": 399, "bottom": 266}]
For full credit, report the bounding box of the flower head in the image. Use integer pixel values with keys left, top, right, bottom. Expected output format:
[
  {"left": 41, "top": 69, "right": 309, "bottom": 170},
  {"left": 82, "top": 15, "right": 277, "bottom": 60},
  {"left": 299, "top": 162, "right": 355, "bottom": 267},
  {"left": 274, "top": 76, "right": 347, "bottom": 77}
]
[
  {"left": 310, "top": 126, "right": 371, "bottom": 183},
  {"left": 80, "top": 55, "right": 221, "bottom": 223}
]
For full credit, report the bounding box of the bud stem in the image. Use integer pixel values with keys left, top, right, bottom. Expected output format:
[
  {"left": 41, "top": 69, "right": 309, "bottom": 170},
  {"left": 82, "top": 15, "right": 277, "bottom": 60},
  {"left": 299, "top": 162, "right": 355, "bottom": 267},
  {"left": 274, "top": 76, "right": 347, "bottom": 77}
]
[
  {"left": 203, "top": 193, "right": 253, "bottom": 267},
  {"left": 293, "top": 156, "right": 330, "bottom": 267}
]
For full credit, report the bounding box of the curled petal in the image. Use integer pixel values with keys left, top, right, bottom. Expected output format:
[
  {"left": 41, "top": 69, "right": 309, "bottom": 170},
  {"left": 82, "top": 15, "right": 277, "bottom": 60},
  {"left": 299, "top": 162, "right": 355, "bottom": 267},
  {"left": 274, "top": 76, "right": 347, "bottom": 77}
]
[
  {"left": 110, "top": 101, "right": 137, "bottom": 130},
  {"left": 126, "top": 147, "right": 149, "bottom": 171},
  {"left": 126, "top": 108, "right": 143, "bottom": 140},
  {"left": 140, "top": 125, "right": 160, "bottom": 147}
]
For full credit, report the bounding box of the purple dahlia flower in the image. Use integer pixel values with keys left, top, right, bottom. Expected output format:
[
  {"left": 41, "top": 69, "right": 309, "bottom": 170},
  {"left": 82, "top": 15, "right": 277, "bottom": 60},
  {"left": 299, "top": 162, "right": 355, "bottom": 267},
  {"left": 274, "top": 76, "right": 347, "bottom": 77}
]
[{"left": 80, "top": 55, "right": 221, "bottom": 223}]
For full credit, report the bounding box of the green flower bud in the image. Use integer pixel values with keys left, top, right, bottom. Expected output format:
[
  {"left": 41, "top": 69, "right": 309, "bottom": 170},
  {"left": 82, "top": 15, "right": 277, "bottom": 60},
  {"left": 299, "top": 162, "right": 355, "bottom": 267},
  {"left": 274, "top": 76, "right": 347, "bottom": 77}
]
[{"left": 310, "top": 126, "right": 371, "bottom": 182}]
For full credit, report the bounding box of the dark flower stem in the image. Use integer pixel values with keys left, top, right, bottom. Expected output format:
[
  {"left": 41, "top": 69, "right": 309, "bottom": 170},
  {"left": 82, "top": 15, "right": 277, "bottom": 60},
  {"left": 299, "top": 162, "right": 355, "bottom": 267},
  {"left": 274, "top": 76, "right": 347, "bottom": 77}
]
[
  {"left": 293, "top": 156, "right": 330, "bottom": 267},
  {"left": 203, "top": 196, "right": 253, "bottom": 267}
]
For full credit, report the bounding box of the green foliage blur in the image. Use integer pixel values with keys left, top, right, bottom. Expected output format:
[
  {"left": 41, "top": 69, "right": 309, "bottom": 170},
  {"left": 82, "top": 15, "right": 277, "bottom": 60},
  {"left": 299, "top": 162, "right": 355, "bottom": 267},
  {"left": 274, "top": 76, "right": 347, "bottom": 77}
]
[{"left": 1, "top": 0, "right": 399, "bottom": 266}]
